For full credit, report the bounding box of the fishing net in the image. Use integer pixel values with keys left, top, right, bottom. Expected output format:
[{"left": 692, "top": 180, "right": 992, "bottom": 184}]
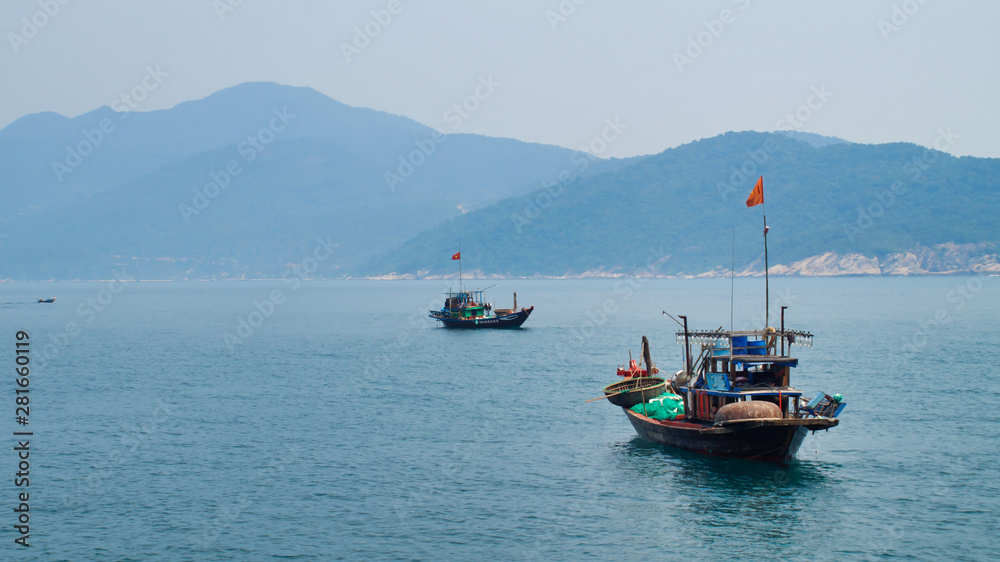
[{"left": 629, "top": 392, "right": 685, "bottom": 421}]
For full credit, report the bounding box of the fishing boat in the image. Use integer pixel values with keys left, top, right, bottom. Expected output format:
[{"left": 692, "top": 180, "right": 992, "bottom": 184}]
[
  {"left": 611, "top": 318, "right": 844, "bottom": 462},
  {"left": 429, "top": 288, "right": 533, "bottom": 329},
  {"left": 600, "top": 176, "right": 844, "bottom": 462},
  {"left": 428, "top": 250, "right": 533, "bottom": 329},
  {"left": 37, "top": 297, "right": 56, "bottom": 303}
]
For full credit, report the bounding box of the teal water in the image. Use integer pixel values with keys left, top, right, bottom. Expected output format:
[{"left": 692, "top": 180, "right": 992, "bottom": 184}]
[{"left": 2, "top": 277, "right": 998, "bottom": 559}]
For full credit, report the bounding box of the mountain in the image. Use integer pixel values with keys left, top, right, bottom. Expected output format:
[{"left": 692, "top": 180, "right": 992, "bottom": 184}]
[
  {"left": 362, "top": 132, "right": 1000, "bottom": 277},
  {"left": 4, "top": 86, "right": 996, "bottom": 280},
  {"left": 776, "top": 130, "right": 851, "bottom": 148},
  {"left": 0, "top": 82, "right": 627, "bottom": 279}
]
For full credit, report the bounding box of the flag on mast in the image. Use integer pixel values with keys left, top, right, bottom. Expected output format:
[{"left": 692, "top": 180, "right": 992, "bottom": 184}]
[
  {"left": 452, "top": 252, "right": 461, "bottom": 260},
  {"left": 746, "top": 176, "right": 764, "bottom": 207},
  {"left": 746, "top": 175, "right": 770, "bottom": 327}
]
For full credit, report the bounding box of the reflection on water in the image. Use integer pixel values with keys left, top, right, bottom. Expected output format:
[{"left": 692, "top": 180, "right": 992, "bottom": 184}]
[{"left": 609, "top": 437, "right": 845, "bottom": 556}]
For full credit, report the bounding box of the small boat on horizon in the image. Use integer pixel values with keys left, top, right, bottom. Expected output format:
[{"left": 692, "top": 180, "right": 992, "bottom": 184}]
[
  {"left": 37, "top": 297, "right": 56, "bottom": 303},
  {"left": 429, "top": 288, "right": 533, "bottom": 329},
  {"left": 428, "top": 250, "right": 534, "bottom": 329}
]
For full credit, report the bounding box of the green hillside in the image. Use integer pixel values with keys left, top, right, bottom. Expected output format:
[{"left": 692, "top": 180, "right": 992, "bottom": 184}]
[{"left": 362, "top": 132, "right": 1000, "bottom": 277}]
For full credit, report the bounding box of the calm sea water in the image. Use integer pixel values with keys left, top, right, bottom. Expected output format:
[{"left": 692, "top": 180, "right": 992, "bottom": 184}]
[{"left": 2, "top": 277, "right": 998, "bottom": 559}]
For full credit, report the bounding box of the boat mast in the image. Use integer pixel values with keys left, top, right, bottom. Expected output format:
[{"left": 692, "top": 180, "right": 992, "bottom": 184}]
[
  {"left": 458, "top": 244, "right": 463, "bottom": 293},
  {"left": 780, "top": 305, "right": 787, "bottom": 356},
  {"left": 763, "top": 208, "right": 769, "bottom": 328},
  {"left": 749, "top": 176, "right": 769, "bottom": 328},
  {"left": 730, "top": 228, "right": 735, "bottom": 351},
  {"left": 679, "top": 315, "right": 691, "bottom": 375}
]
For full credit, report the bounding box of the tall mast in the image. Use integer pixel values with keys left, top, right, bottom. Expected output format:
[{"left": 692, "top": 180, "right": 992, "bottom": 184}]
[
  {"left": 763, "top": 209, "right": 769, "bottom": 328},
  {"left": 748, "top": 175, "right": 769, "bottom": 329}
]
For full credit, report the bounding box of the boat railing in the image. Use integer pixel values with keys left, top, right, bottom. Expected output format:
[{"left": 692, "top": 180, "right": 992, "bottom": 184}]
[
  {"left": 676, "top": 329, "right": 813, "bottom": 359},
  {"left": 675, "top": 328, "right": 813, "bottom": 344}
]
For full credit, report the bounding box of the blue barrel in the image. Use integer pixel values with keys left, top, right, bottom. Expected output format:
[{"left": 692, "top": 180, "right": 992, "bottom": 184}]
[
  {"left": 731, "top": 336, "right": 748, "bottom": 355},
  {"left": 748, "top": 340, "right": 766, "bottom": 355}
]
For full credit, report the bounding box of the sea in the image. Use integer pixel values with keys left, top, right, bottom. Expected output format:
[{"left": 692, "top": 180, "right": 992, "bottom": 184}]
[{"left": 2, "top": 276, "right": 998, "bottom": 560}]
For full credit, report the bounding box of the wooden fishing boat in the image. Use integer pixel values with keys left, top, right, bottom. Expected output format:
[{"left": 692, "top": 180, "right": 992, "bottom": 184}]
[
  {"left": 612, "top": 317, "right": 845, "bottom": 462},
  {"left": 428, "top": 288, "right": 533, "bottom": 329},
  {"left": 428, "top": 252, "right": 533, "bottom": 329},
  {"left": 606, "top": 176, "right": 844, "bottom": 461}
]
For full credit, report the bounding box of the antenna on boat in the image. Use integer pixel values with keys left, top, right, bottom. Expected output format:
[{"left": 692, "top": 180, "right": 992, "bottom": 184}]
[
  {"left": 678, "top": 315, "right": 691, "bottom": 375},
  {"left": 662, "top": 311, "right": 684, "bottom": 328},
  {"left": 780, "top": 305, "right": 788, "bottom": 357}
]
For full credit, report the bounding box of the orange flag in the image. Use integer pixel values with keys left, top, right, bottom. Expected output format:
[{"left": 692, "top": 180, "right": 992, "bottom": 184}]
[
  {"left": 452, "top": 252, "right": 461, "bottom": 260},
  {"left": 746, "top": 176, "right": 764, "bottom": 207}
]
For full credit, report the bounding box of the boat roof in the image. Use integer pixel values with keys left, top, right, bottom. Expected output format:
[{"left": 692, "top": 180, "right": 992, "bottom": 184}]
[
  {"left": 675, "top": 329, "right": 814, "bottom": 338},
  {"left": 723, "top": 355, "right": 799, "bottom": 366},
  {"left": 679, "top": 387, "right": 803, "bottom": 397}
]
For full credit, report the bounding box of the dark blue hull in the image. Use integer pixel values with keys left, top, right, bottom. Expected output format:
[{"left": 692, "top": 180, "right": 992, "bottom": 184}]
[
  {"left": 432, "top": 307, "right": 533, "bottom": 329},
  {"left": 624, "top": 408, "right": 836, "bottom": 462}
]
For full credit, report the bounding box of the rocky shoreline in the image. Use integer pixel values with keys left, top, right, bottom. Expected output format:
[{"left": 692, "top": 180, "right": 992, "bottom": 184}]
[{"left": 364, "top": 243, "right": 1000, "bottom": 279}]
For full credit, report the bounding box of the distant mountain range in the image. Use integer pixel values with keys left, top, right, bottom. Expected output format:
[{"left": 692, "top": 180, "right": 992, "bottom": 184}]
[
  {"left": 362, "top": 131, "right": 1000, "bottom": 277},
  {"left": 1, "top": 83, "right": 997, "bottom": 280},
  {"left": 0, "top": 82, "right": 625, "bottom": 279}
]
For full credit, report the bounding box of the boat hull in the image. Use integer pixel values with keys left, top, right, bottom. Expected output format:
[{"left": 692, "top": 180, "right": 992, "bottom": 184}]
[
  {"left": 434, "top": 307, "right": 533, "bottom": 329},
  {"left": 623, "top": 408, "right": 836, "bottom": 462}
]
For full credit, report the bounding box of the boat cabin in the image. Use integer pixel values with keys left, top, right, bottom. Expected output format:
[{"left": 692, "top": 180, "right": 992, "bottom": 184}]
[
  {"left": 675, "top": 329, "right": 829, "bottom": 423},
  {"left": 434, "top": 289, "right": 489, "bottom": 319}
]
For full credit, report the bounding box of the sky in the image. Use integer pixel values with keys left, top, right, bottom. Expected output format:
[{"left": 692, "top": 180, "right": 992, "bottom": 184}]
[{"left": 1, "top": 0, "right": 998, "bottom": 159}]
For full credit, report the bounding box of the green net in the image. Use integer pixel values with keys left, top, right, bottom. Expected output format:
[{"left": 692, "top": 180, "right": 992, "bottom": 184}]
[{"left": 629, "top": 392, "right": 685, "bottom": 421}]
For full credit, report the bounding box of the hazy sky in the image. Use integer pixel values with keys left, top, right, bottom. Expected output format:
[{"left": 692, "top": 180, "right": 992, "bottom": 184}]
[{"left": 2, "top": 0, "right": 997, "bottom": 158}]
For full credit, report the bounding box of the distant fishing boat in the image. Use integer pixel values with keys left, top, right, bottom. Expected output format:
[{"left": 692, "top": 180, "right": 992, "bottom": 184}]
[
  {"left": 37, "top": 297, "right": 56, "bottom": 303},
  {"left": 429, "top": 288, "right": 533, "bottom": 329},
  {"left": 427, "top": 250, "right": 533, "bottom": 329}
]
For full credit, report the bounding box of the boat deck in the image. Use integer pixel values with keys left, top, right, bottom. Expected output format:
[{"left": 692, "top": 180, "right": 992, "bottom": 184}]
[{"left": 625, "top": 408, "right": 839, "bottom": 434}]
